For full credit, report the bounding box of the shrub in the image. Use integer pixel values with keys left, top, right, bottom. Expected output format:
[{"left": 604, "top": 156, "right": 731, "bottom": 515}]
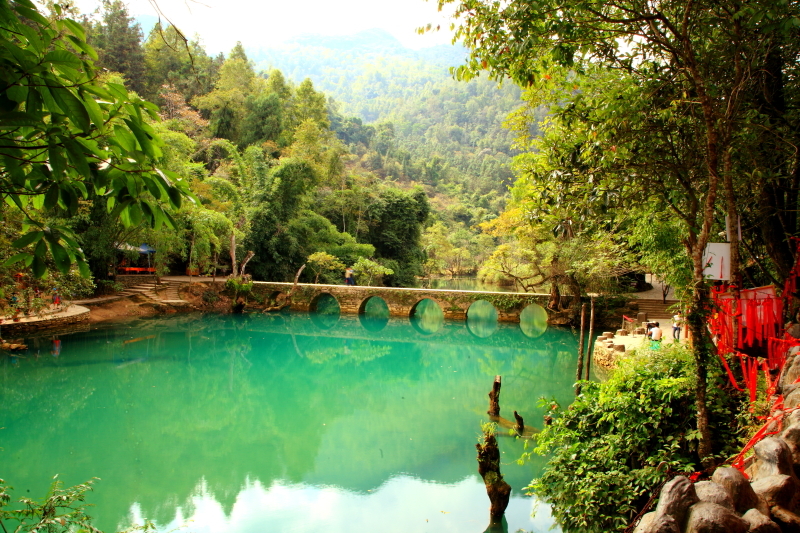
[
  {"left": 527, "top": 343, "right": 748, "bottom": 533},
  {"left": 202, "top": 290, "right": 220, "bottom": 304}
]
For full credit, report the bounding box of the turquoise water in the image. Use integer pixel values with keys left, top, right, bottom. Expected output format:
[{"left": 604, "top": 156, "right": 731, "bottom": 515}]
[{"left": 0, "top": 311, "right": 576, "bottom": 533}]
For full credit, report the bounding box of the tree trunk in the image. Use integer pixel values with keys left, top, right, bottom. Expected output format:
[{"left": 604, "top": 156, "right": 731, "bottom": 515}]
[
  {"left": 548, "top": 283, "right": 560, "bottom": 310},
  {"left": 687, "top": 280, "right": 713, "bottom": 465},
  {"left": 476, "top": 429, "right": 511, "bottom": 522},
  {"left": 723, "top": 150, "right": 742, "bottom": 345},
  {"left": 488, "top": 375, "right": 501, "bottom": 416},
  {"left": 685, "top": 58, "right": 722, "bottom": 465},
  {"left": 575, "top": 303, "right": 587, "bottom": 395},
  {"left": 239, "top": 251, "right": 255, "bottom": 277},
  {"left": 585, "top": 297, "right": 595, "bottom": 381},
  {"left": 689, "top": 231, "right": 715, "bottom": 465},
  {"left": 230, "top": 232, "right": 237, "bottom": 277}
]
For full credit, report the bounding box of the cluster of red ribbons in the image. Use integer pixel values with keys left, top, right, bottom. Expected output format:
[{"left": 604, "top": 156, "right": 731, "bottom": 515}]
[
  {"left": 724, "top": 238, "right": 800, "bottom": 473},
  {"left": 708, "top": 287, "right": 785, "bottom": 398}
]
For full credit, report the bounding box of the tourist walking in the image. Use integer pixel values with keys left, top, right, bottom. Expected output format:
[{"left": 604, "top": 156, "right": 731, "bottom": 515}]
[{"left": 672, "top": 311, "right": 683, "bottom": 341}]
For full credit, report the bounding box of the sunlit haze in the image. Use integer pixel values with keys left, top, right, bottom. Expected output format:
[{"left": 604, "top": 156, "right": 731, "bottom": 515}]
[{"left": 71, "top": 0, "right": 457, "bottom": 54}]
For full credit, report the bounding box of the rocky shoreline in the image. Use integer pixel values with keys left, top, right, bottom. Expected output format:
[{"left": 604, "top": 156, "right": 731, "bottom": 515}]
[{"left": 634, "top": 346, "right": 800, "bottom": 533}]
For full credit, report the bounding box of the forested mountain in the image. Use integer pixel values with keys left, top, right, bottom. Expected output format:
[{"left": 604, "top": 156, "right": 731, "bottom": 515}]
[
  {"left": 253, "top": 30, "right": 522, "bottom": 197},
  {"left": 250, "top": 30, "right": 529, "bottom": 279}
]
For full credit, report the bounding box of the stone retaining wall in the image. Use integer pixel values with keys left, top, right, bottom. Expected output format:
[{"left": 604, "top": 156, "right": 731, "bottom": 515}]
[
  {"left": 116, "top": 275, "right": 157, "bottom": 288},
  {"left": 0, "top": 306, "right": 90, "bottom": 335}
]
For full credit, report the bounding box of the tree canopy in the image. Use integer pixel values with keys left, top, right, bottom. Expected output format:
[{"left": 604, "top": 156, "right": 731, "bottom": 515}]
[{"left": 0, "top": 0, "right": 190, "bottom": 277}]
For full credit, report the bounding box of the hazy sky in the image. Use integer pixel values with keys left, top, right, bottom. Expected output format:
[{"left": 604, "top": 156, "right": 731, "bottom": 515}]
[{"left": 74, "top": 0, "right": 458, "bottom": 55}]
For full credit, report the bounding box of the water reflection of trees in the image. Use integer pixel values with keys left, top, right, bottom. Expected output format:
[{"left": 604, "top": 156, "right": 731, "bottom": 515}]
[{"left": 2, "top": 312, "right": 579, "bottom": 531}]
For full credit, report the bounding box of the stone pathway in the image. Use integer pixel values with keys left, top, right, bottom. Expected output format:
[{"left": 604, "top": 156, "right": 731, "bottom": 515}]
[{"left": 0, "top": 304, "right": 89, "bottom": 334}]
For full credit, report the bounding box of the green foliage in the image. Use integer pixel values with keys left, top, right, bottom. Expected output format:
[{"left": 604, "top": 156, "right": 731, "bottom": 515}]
[
  {"left": 630, "top": 215, "right": 693, "bottom": 301},
  {"left": 95, "top": 279, "right": 124, "bottom": 295},
  {"left": 0, "top": 476, "right": 102, "bottom": 533},
  {"left": 529, "top": 344, "right": 747, "bottom": 532},
  {"left": 352, "top": 257, "right": 394, "bottom": 286},
  {"left": 0, "top": 0, "right": 190, "bottom": 278},
  {"left": 307, "top": 252, "right": 345, "bottom": 284},
  {"left": 142, "top": 24, "right": 221, "bottom": 104},
  {"left": 482, "top": 294, "right": 525, "bottom": 311},
  {"left": 363, "top": 187, "right": 429, "bottom": 286},
  {"left": 225, "top": 277, "right": 252, "bottom": 299},
  {"left": 202, "top": 290, "right": 219, "bottom": 304},
  {"left": 86, "top": 0, "right": 146, "bottom": 95}
]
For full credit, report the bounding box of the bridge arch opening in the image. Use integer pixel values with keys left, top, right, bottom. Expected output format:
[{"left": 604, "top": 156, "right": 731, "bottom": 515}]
[
  {"left": 466, "top": 300, "right": 499, "bottom": 338},
  {"left": 309, "top": 293, "right": 340, "bottom": 329},
  {"left": 519, "top": 303, "right": 548, "bottom": 338},
  {"left": 410, "top": 298, "right": 444, "bottom": 335},
  {"left": 358, "top": 296, "right": 390, "bottom": 332}
]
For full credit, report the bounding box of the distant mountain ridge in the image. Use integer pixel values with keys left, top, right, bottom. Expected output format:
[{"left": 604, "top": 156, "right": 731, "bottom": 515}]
[{"left": 250, "top": 28, "right": 469, "bottom": 76}]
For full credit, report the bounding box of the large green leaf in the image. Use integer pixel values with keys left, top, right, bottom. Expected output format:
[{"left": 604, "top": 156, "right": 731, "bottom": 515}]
[
  {"left": 50, "top": 86, "right": 90, "bottom": 133},
  {"left": 64, "top": 139, "right": 91, "bottom": 179},
  {"left": 12, "top": 230, "right": 43, "bottom": 248},
  {"left": 61, "top": 18, "right": 87, "bottom": 42},
  {"left": 0, "top": 111, "right": 39, "bottom": 127},
  {"left": 46, "top": 237, "right": 72, "bottom": 274},
  {"left": 43, "top": 49, "right": 83, "bottom": 68}
]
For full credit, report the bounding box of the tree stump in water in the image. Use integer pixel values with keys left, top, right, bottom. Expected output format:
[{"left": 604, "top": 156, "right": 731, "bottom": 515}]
[
  {"left": 513, "top": 411, "right": 524, "bottom": 436},
  {"left": 488, "top": 375, "right": 501, "bottom": 416},
  {"left": 476, "top": 427, "right": 511, "bottom": 522},
  {"left": 231, "top": 297, "right": 246, "bottom": 314}
]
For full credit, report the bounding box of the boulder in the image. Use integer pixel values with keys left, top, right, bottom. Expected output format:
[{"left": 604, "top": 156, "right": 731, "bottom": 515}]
[
  {"left": 782, "top": 355, "right": 800, "bottom": 390},
  {"left": 633, "top": 512, "right": 656, "bottom": 533},
  {"left": 787, "top": 410, "right": 800, "bottom": 429},
  {"left": 784, "top": 382, "right": 800, "bottom": 400},
  {"left": 711, "top": 467, "right": 760, "bottom": 514},
  {"left": 786, "top": 389, "right": 800, "bottom": 410},
  {"left": 742, "top": 508, "right": 781, "bottom": 533},
  {"left": 645, "top": 514, "right": 681, "bottom": 533},
  {"left": 694, "top": 480, "right": 735, "bottom": 510},
  {"left": 751, "top": 475, "right": 796, "bottom": 508},
  {"left": 655, "top": 476, "right": 699, "bottom": 525},
  {"left": 770, "top": 505, "right": 800, "bottom": 532},
  {"left": 782, "top": 426, "right": 800, "bottom": 475},
  {"left": 684, "top": 501, "right": 749, "bottom": 533},
  {"left": 752, "top": 438, "right": 795, "bottom": 480}
]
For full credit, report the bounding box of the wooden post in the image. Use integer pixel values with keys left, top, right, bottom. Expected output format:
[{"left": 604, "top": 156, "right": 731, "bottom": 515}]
[
  {"left": 476, "top": 426, "right": 512, "bottom": 523},
  {"left": 585, "top": 297, "right": 595, "bottom": 381},
  {"left": 487, "top": 375, "right": 501, "bottom": 416},
  {"left": 575, "top": 302, "right": 587, "bottom": 395}
]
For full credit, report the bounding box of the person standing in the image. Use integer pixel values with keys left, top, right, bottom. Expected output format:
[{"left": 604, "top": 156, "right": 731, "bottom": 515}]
[
  {"left": 345, "top": 267, "right": 355, "bottom": 286},
  {"left": 672, "top": 312, "right": 683, "bottom": 341}
]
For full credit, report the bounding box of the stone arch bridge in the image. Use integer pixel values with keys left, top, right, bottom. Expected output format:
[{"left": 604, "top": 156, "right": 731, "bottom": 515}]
[{"left": 251, "top": 282, "right": 553, "bottom": 322}]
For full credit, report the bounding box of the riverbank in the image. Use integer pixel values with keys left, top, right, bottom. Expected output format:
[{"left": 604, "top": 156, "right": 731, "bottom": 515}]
[{"left": 0, "top": 275, "right": 675, "bottom": 336}]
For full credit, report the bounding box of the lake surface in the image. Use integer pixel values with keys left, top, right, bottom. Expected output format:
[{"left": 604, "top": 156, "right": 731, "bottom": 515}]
[{"left": 0, "top": 311, "right": 576, "bottom": 533}]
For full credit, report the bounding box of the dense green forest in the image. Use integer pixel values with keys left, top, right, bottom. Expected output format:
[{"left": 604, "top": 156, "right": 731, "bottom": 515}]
[{"left": 0, "top": 0, "right": 537, "bottom": 306}]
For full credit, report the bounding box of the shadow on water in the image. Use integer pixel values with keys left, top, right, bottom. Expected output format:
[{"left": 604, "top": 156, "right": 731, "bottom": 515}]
[{"left": 1, "top": 311, "right": 571, "bottom": 533}]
